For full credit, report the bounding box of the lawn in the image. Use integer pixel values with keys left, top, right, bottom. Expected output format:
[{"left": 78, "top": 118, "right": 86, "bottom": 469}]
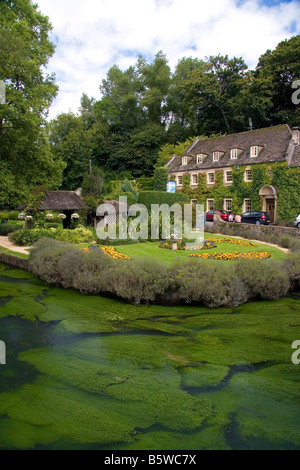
[{"left": 115, "top": 233, "right": 287, "bottom": 264}]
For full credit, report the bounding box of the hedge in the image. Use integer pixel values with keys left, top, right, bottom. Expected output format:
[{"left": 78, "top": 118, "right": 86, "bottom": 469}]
[
  {"left": 0, "top": 223, "right": 23, "bottom": 236},
  {"left": 154, "top": 168, "right": 169, "bottom": 191},
  {"left": 138, "top": 191, "right": 188, "bottom": 210},
  {"left": 11, "top": 227, "right": 95, "bottom": 246}
]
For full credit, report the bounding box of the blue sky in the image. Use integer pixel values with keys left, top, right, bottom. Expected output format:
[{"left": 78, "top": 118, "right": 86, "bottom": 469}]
[{"left": 35, "top": 0, "right": 300, "bottom": 120}]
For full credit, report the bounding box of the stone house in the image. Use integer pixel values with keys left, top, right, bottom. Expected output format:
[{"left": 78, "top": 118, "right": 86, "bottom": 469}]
[{"left": 165, "top": 124, "right": 300, "bottom": 222}]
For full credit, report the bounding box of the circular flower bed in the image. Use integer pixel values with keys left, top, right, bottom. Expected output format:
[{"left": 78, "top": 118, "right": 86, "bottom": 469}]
[
  {"left": 206, "top": 237, "right": 256, "bottom": 247},
  {"left": 160, "top": 239, "right": 217, "bottom": 250}
]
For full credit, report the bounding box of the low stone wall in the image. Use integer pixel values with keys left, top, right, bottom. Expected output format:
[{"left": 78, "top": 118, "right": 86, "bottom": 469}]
[
  {"left": 0, "top": 253, "right": 30, "bottom": 271},
  {"left": 208, "top": 215, "right": 300, "bottom": 242}
]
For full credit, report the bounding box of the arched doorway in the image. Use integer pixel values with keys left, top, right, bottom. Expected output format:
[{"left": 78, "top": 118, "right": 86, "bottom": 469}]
[{"left": 259, "top": 185, "right": 278, "bottom": 223}]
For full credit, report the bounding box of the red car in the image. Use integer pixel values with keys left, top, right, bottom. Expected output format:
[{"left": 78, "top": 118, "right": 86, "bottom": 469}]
[{"left": 205, "top": 210, "right": 230, "bottom": 222}]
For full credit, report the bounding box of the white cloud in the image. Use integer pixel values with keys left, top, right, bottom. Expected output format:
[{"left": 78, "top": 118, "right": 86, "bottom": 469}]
[{"left": 36, "top": 0, "right": 300, "bottom": 120}]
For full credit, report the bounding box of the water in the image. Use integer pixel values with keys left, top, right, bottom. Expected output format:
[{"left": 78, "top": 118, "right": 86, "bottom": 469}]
[{"left": 0, "top": 263, "right": 299, "bottom": 450}]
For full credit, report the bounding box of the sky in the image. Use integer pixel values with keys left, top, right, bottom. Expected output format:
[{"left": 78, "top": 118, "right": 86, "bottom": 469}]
[{"left": 35, "top": 0, "right": 300, "bottom": 120}]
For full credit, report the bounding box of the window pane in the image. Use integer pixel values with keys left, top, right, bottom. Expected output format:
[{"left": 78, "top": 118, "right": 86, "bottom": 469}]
[{"left": 226, "top": 171, "right": 233, "bottom": 182}]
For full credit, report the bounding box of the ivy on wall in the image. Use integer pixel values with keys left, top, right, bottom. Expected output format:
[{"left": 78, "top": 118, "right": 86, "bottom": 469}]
[{"left": 177, "top": 162, "right": 300, "bottom": 220}]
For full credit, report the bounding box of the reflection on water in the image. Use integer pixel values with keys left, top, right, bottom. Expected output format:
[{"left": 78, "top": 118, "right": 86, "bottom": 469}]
[{"left": 0, "top": 263, "right": 299, "bottom": 450}]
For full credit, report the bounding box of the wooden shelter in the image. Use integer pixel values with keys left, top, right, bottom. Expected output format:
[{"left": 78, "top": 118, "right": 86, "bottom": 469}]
[{"left": 19, "top": 190, "right": 86, "bottom": 229}]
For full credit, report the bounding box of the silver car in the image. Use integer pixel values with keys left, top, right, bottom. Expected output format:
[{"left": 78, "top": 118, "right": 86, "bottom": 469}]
[{"left": 295, "top": 215, "right": 300, "bottom": 228}]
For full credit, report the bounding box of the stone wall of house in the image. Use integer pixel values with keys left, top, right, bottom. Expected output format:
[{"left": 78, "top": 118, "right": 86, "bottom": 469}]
[
  {"left": 0, "top": 253, "right": 30, "bottom": 271},
  {"left": 206, "top": 214, "right": 300, "bottom": 242}
]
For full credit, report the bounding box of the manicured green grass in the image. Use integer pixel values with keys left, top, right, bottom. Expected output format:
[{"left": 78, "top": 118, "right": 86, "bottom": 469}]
[
  {"left": 0, "top": 246, "right": 29, "bottom": 260},
  {"left": 114, "top": 234, "right": 287, "bottom": 264}
]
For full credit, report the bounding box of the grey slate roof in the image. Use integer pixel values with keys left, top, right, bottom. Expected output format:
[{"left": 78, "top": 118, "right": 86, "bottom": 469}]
[
  {"left": 167, "top": 124, "right": 296, "bottom": 172},
  {"left": 19, "top": 191, "right": 86, "bottom": 211}
]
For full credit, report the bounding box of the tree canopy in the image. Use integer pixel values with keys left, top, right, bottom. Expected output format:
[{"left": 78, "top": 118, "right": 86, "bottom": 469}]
[
  {"left": 0, "top": 0, "right": 64, "bottom": 208},
  {"left": 47, "top": 36, "right": 299, "bottom": 189}
]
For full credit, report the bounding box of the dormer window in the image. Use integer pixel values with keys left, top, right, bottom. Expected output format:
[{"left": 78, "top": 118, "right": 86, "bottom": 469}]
[
  {"left": 230, "top": 148, "right": 238, "bottom": 159},
  {"left": 182, "top": 156, "right": 188, "bottom": 165},
  {"left": 213, "top": 152, "right": 219, "bottom": 162},
  {"left": 250, "top": 146, "right": 259, "bottom": 157},
  {"left": 196, "top": 154, "right": 204, "bottom": 164}
]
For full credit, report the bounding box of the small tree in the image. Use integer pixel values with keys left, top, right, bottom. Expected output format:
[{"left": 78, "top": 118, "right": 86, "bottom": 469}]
[
  {"left": 82, "top": 167, "right": 104, "bottom": 198},
  {"left": 154, "top": 167, "right": 169, "bottom": 191},
  {"left": 121, "top": 178, "right": 138, "bottom": 200}
]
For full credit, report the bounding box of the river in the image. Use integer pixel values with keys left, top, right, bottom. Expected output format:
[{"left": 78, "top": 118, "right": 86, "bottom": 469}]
[{"left": 0, "top": 262, "right": 299, "bottom": 450}]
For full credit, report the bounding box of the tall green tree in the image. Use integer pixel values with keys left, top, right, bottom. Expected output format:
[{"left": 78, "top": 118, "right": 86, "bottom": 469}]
[
  {"left": 48, "top": 113, "right": 93, "bottom": 190},
  {"left": 182, "top": 55, "right": 249, "bottom": 135},
  {"left": 0, "top": 0, "right": 64, "bottom": 207},
  {"left": 252, "top": 35, "right": 300, "bottom": 126}
]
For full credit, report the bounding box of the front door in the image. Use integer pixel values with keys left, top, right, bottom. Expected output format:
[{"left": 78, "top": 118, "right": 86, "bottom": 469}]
[{"left": 265, "top": 198, "right": 275, "bottom": 223}]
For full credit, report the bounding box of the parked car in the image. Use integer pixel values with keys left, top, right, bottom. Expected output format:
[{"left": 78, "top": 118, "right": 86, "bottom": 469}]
[
  {"left": 294, "top": 214, "right": 300, "bottom": 228},
  {"left": 241, "top": 211, "right": 271, "bottom": 225},
  {"left": 205, "top": 210, "right": 230, "bottom": 222}
]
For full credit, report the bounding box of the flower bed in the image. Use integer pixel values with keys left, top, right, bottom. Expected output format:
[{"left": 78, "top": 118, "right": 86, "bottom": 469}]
[
  {"left": 206, "top": 237, "right": 256, "bottom": 247},
  {"left": 82, "top": 245, "right": 130, "bottom": 260},
  {"left": 160, "top": 239, "right": 217, "bottom": 251},
  {"left": 101, "top": 246, "right": 130, "bottom": 260},
  {"left": 189, "top": 251, "right": 271, "bottom": 261}
]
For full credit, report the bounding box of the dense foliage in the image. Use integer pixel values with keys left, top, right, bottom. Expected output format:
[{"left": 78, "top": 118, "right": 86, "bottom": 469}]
[
  {"left": 46, "top": 36, "right": 300, "bottom": 189},
  {"left": 11, "top": 226, "right": 95, "bottom": 246},
  {"left": 0, "top": 0, "right": 65, "bottom": 208},
  {"left": 137, "top": 191, "right": 188, "bottom": 210}
]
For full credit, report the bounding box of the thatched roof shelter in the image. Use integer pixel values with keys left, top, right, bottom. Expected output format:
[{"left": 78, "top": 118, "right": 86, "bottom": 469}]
[{"left": 18, "top": 191, "right": 86, "bottom": 211}]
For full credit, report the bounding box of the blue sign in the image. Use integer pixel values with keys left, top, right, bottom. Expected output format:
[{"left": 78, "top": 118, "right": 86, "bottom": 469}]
[{"left": 166, "top": 181, "right": 176, "bottom": 193}]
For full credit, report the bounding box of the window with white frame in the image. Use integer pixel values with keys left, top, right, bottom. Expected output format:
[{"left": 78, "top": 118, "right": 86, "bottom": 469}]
[
  {"left": 224, "top": 199, "right": 233, "bottom": 211},
  {"left": 244, "top": 199, "right": 252, "bottom": 212},
  {"left": 250, "top": 146, "right": 258, "bottom": 157},
  {"left": 225, "top": 170, "right": 233, "bottom": 183},
  {"left": 191, "top": 174, "right": 198, "bottom": 185},
  {"left": 213, "top": 152, "right": 219, "bottom": 162},
  {"left": 197, "top": 154, "right": 204, "bottom": 164},
  {"left": 182, "top": 156, "right": 188, "bottom": 165},
  {"left": 207, "top": 199, "right": 214, "bottom": 211},
  {"left": 245, "top": 169, "right": 253, "bottom": 182},
  {"left": 207, "top": 172, "right": 215, "bottom": 184},
  {"left": 177, "top": 175, "right": 183, "bottom": 185},
  {"left": 230, "top": 148, "right": 238, "bottom": 159}
]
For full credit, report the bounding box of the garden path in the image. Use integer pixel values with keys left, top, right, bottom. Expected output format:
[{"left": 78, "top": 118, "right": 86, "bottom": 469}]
[{"left": 0, "top": 236, "right": 30, "bottom": 254}]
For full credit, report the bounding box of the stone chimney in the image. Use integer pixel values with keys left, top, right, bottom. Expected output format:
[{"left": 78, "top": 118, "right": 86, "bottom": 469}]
[{"left": 292, "top": 127, "right": 300, "bottom": 145}]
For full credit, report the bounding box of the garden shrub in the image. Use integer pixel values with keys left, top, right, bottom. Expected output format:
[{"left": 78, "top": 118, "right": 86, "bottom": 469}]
[
  {"left": 283, "top": 253, "right": 300, "bottom": 288},
  {"left": 135, "top": 177, "right": 154, "bottom": 191},
  {"left": 0, "top": 223, "right": 22, "bottom": 236},
  {"left": 11, "top": 226, "right": 95, "bottom": 246},
  {"left": 235, "top": 259, "right": 290, "bottom": 300},
  {"left": 138, "top": 191, "right": 188, "bottom": 211},
  {"left": 7, "top": 211, "right": 20, "bottom": 221},
  {"left": 154, "top": 168, "right": 169, "bottom": 191},
  {"left": 121, "top": 178, "right": 138, "bottom": 200},
  {"left": 103, "top": 191, "right": 137, "bottom": 205},
  {"left": 111, "top": 259, "right": 172, "bottom": 304},
  {"left": 279, "top": 236, "right": 300, "bottom": 252},
  {"left": 173, "top": 260, "right": 248, "bottom": 308},
  {"left": 29, "top": 239, "right": 73, "bottom": 285}
]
